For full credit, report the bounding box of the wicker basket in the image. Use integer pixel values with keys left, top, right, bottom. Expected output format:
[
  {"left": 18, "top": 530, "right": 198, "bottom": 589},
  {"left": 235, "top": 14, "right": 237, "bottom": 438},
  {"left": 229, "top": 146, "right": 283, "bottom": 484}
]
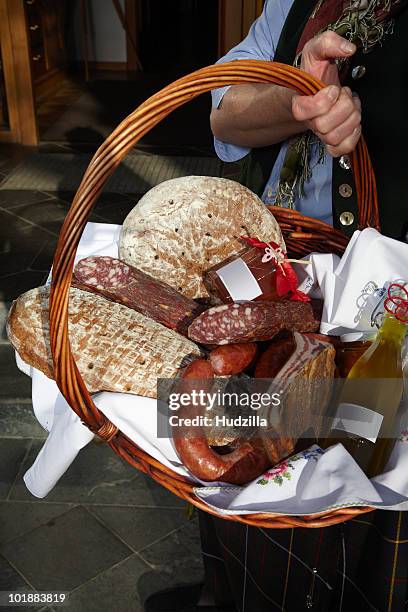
[{"left": 49, "top": 60, "right": 379, "bottom": 528}]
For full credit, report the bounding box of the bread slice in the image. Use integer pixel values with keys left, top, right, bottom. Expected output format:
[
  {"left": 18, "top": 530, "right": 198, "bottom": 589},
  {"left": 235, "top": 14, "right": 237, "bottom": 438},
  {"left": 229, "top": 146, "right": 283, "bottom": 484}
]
[
  {"left": 119, "top": 176, "right": 284, "bottom": 300},
  {"left": 7, "top": 286, "right": 203, "bottom": 399}
]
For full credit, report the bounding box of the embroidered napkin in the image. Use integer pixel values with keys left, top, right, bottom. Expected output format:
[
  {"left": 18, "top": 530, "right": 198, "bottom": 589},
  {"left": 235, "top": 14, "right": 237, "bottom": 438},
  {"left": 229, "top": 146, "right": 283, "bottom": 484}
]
[{"left": 294, "top": 228, "right": 408, "bottom": 336}]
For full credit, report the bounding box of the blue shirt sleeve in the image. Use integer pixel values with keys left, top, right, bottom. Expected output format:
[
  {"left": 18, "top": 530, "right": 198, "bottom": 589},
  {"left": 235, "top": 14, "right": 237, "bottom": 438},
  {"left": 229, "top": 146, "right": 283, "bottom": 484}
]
[{"left": 212, "top": 0, "right": 295, "bottom": 162}]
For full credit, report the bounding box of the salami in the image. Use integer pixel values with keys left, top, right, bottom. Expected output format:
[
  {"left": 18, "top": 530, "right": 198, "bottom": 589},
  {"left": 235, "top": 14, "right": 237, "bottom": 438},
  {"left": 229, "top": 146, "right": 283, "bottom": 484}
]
[
  {"left": 73, "top": 256, "right": 205, "bottom": 336},
  {"left": 173, "top": 360, "right": 271, "bottom": 485},
  {"left": 75, "top": 256, "right": 133, "bottom": 288},
  {"left": 209, "top": 343, "right": 257, "bottom": 376},
  {"left": 188, "top": 300, "right": 322, "bottom": 345}
]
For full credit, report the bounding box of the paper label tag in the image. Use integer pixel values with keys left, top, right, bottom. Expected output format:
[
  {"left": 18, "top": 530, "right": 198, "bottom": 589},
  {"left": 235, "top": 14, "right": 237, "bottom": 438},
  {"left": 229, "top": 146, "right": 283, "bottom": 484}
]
[
  {"left": 331, "top": 402, "right": 384, "bottom": 443},
  {"left": 216, "top": 258, "right": 263, "bottom": 301},
  {"left": 296, "top": 273, "right": 315, "bottom": 295}
]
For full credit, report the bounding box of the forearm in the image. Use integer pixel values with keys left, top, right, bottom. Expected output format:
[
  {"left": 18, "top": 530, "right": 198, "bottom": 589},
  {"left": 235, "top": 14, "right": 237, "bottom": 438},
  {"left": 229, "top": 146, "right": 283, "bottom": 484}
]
[{"left": 210, "top": 83, "right": 307, "bottom": 148}]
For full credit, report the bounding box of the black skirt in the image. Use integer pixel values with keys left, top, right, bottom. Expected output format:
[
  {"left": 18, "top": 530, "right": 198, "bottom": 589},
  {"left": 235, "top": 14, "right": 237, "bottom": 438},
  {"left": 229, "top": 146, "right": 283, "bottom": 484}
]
[{"left": 198, "top": 509, "right": 408, "bottom": 611}]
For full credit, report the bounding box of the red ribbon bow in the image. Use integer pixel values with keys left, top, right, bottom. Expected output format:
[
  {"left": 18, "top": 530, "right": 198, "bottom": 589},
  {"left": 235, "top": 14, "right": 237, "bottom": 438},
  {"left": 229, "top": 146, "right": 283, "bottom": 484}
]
[{"left": 241, "top": 236, "right": 310, "bottom": 302}]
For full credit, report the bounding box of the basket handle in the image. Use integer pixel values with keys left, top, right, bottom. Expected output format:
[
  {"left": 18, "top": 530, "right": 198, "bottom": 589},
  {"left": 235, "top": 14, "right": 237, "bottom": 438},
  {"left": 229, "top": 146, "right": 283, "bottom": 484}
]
[{"left": 49, "top": 60, "right": 379, "bottom": 439}]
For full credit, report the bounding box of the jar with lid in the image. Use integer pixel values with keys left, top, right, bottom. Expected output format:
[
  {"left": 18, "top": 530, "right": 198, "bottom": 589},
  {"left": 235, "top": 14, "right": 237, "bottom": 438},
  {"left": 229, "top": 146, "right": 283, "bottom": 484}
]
[{"left": 336, "top": 332, "right": 376, "bottom": 378}]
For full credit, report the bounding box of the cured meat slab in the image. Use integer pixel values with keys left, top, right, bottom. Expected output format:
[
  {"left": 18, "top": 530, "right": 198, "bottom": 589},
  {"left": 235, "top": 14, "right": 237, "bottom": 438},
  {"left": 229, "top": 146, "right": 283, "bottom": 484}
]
[{"left": 73, "top": 256, "right": 204, "bottom": 335}]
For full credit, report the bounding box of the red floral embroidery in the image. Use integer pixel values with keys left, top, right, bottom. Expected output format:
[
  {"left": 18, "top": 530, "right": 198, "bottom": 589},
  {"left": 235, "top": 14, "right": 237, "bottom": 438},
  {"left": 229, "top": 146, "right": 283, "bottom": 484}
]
[
  {"left": 257, "top": 448, "right": 323, "bottom": 486},
  {"left": 398, "top": 430, "right": 408, "bottom": 443}
]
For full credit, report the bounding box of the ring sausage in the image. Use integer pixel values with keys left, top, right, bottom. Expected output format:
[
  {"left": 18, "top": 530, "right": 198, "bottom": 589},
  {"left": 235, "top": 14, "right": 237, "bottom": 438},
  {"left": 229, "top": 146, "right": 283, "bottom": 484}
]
[{"left": 172, "top": 359, "right": 271, "bottom": 485}]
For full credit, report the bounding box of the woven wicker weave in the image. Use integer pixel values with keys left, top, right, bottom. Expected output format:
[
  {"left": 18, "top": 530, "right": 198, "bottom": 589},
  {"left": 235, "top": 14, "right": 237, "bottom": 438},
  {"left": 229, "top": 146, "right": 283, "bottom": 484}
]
[{"left": 49, "top": 60, "right": 378, "bottom": 527}]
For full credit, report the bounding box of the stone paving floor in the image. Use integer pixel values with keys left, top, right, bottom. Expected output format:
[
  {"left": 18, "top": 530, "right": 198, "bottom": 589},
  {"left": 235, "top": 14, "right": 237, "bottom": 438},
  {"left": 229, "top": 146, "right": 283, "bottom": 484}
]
[
  {"left": 0, "top": 431, "right": 203, "bottom": 612},
  {"left": 0, "top": 142, "right": 208, "bottom": 611}
]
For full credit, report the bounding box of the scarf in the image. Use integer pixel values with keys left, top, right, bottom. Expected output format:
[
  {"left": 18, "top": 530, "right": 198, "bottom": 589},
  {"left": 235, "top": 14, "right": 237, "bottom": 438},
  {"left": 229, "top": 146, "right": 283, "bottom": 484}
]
[{"left": 274, "top": 0, "right": 407, "bottom": 209}]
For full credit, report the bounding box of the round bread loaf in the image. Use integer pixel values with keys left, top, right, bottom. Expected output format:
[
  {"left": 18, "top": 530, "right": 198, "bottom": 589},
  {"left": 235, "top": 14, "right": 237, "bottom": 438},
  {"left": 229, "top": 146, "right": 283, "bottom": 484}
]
[{"left": 119, "top": 176, "right": 284, "bottom": 299}]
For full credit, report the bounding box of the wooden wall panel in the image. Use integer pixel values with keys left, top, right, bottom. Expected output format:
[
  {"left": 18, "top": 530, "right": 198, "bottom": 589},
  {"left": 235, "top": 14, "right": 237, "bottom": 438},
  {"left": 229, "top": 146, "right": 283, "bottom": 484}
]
[
  {"left": 242, "top": 0, "right": 262, "bottom": 38},
  {"left": 218, "top": 0, "right": 243, "bottom": 58},
  {"left": 218, "top": 0, "right": 265, "bottom": 57}
]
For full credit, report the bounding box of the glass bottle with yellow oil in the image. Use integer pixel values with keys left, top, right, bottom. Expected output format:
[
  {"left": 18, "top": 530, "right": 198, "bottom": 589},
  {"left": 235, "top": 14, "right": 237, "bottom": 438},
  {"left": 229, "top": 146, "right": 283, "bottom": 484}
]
[{"left": 320, "top": 284, "right": 408, "bottom": 477}]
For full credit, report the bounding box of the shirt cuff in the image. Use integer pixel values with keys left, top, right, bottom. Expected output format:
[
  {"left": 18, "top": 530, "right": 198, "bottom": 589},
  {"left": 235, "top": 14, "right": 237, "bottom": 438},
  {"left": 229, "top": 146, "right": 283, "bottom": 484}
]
[
  {"left": 211, "top": 85, "right": 231, "bottom": 109},
  {"left": 214, "top": 137, "right": 251, "bottom": 163}
]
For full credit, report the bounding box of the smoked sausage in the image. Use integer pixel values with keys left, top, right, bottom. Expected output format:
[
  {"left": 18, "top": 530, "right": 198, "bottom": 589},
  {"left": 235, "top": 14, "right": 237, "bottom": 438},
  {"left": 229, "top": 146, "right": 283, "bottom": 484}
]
[
  {"left": 209, "top": 343, "right": 257, "bottom": 376},
  {"left": 179, "top": 358, "right": 215, "bottom": 381},
  {"left": 254, "top": 335, "right": 297, "bottom": 378}
]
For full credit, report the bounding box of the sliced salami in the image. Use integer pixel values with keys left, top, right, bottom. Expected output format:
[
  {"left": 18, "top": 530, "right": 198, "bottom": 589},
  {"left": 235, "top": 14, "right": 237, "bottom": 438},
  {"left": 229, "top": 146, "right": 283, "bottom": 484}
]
[
  {"left": 73, "top": 256, "right": 205, "bottom": 336},
  {"left": 74, "top": 256, "right": 133, "bottom": 289},
  {"left": 188, "top": 300, "right": 322, "bottom": 345}
]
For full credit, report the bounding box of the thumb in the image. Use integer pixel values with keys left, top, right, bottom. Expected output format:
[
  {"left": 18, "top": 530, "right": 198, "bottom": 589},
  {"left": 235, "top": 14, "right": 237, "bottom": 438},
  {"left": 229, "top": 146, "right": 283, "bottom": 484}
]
[{"left": 307, "top": 31, "right": 356, "bottom": 61}]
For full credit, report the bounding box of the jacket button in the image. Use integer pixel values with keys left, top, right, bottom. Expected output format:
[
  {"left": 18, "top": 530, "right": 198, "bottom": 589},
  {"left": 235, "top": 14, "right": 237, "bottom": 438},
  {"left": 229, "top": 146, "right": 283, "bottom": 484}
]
[
  {"left": 352, "top": 65, "right": 366, "bottom": 80},
  {"left": 339, "top": 211, "right": 355, "bottom": 226},
  {"left": 339, "top": 155, "right": 351, "bottom": 170},
  {"left": 339, "top": 183, "right": 353, "bottom": 198}
]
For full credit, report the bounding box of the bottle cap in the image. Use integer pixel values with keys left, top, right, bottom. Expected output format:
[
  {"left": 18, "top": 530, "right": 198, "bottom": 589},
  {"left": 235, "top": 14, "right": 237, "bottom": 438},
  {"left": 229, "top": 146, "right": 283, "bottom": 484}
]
[{"left": 340, "top": 331, "right": 376, "bottom": 343}]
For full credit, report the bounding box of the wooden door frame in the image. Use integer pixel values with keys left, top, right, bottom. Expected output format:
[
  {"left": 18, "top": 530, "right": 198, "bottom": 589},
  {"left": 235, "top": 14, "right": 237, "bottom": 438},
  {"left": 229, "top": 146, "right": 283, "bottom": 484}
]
[
  {"left": 0, "top": 0, "right": 263, "bottom": 144},
  {"left": 0, "top": 0, "right": 38, "bottom": 145},
  {"left": 124, "top": 0, "right": 142, "bottom": 72}
]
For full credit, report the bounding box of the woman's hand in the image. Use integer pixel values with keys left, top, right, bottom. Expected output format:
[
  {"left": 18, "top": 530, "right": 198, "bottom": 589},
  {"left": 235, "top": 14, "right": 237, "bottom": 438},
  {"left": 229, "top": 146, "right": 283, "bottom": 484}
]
[{"left": 292, "top": 31, "right": 362, "bottom": 157}]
